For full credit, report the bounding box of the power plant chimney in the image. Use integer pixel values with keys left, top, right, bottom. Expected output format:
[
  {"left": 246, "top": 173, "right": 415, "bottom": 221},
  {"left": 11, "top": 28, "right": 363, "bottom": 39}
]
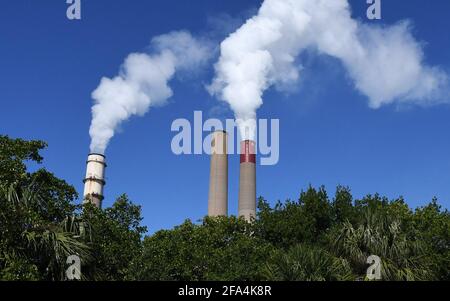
[
  {"left": 83, "top": 153, "right": 106, "bottom": 208},
  {"left": 238, "top": 140, "right": 256, "bottom": 221},
  {"left": 208, "top": 130, "right": 228, "bottom": 217}
]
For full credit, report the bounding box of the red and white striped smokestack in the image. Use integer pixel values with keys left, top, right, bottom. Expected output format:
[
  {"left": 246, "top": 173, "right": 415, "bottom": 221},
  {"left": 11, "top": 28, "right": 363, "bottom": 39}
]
[
  {"left": 238, "top": 140, "right": 256, "bottom": 221},
  {"left": 208, "top": 131, "right": 228, "bottom": 217}
]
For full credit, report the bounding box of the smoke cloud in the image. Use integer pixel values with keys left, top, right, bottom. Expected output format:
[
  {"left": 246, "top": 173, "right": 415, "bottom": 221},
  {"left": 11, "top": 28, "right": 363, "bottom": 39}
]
[
  {"left": 89, "top": 31, "right": 211, "bottom": 154},
  {"left": 209, "top": 0, "right": 448, "bottom": 140}
]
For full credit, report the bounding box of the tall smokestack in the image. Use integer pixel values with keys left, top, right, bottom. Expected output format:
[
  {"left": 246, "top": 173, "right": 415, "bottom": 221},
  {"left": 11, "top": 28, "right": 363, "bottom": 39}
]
[
  {"left": 208, "top": 131, "right": 228, "bottom": 217},
  {"left": 238, "top": 140, "right": 256, "bottom": 221},
  {"left": 83, "top": 153, "right": 106, "bottom": 208}
]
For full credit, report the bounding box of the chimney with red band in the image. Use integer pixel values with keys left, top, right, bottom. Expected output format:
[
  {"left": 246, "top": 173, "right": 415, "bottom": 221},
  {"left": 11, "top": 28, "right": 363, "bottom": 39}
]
[{"left": 238, "top": 140, "right": 256, "bottom": 221}]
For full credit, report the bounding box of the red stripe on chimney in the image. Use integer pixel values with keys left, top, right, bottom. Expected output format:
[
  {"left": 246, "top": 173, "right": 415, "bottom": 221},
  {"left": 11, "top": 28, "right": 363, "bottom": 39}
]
[{"left": 240, "top": 140, "right": 256, "bottom": 164}]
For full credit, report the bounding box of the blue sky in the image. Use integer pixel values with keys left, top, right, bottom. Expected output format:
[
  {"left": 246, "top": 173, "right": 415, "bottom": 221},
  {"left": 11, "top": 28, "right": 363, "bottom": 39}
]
[{"left": 1, "top": 0, "right": 449, "bottom": 233}]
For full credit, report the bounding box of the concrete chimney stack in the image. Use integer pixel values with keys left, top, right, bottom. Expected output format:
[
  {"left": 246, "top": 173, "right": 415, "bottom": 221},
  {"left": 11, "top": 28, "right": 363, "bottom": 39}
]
[
  {"left": 238, "top": 140, "right": 256, "bottom": 221},
  {"left": 208, "top": 131, "right": 228, "bottom": 217},
  {"left": 83, "top": 153, "right": 106, "bottom": 208}
]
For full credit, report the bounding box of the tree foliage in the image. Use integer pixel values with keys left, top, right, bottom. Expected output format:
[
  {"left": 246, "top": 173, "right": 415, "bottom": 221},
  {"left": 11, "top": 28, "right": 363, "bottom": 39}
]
[
  {"left": 262, "top": 244, "right": 354, "bottom": 281},
  {"left": 82, "top": 197, "right": 147, "bottom": 280},
  {"left": 128, "top": 217, "right": 274, "bottom": 281},
  {"left": 0, "top": 185, "right": 92, "bottom": 280}
]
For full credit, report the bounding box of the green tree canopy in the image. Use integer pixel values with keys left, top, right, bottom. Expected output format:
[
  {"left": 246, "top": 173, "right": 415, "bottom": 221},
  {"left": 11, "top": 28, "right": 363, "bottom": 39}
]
[
  {"left": 129, "top": 216, "right": 274, "bottom": 281},
  {"left": 82, "top": 196, "right": 147, "bottom": 280}
]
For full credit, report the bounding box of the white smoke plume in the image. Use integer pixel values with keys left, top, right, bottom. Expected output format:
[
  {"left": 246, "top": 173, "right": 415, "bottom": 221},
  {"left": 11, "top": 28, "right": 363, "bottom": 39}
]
[
  {"left": 209, "top": 0, "right": 448, "bottom": 140},
  {"left": 89, "top": 31, "right": 211, "bottom": 154}
]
